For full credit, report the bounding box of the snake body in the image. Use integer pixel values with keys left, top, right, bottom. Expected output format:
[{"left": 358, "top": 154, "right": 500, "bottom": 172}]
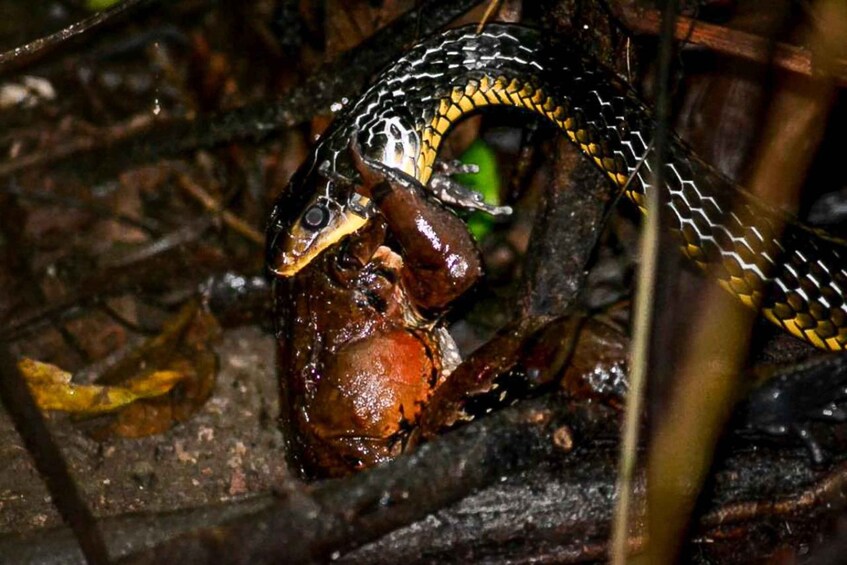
[{"left": 269, "top": 24, "right": 847, "bottom": 351}]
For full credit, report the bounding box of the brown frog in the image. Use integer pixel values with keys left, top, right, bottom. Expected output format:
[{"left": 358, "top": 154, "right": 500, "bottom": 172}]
[{"left": 271, "top": 145, "right": 481, "bottom": 477}]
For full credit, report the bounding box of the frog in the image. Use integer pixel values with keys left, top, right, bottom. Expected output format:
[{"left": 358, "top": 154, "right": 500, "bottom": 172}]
[{"left": 271, "top": 142, "right": 482, "bottom": 478}]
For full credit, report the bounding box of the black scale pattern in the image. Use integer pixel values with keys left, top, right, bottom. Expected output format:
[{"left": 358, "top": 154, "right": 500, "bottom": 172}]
[{"left": 275, "top": 24, "right": 847, "bottom": 350}]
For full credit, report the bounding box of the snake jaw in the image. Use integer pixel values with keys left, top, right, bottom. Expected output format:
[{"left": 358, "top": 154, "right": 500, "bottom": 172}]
[
  {"left": 268, "top": 158, "right": 374, "bottom": 278},
  {"left": 269, "top": 201, "right": 370, "bottom": 278}
]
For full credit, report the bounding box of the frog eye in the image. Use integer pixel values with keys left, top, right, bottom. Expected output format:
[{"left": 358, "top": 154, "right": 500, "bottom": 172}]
[{"left": 301, "top": 203, "right": 331, "bottom": 231}]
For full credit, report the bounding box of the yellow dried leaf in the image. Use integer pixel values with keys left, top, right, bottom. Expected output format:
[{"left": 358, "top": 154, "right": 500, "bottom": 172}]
[{"left": 18, "top": 358, "right": 185, "bottom": 415}]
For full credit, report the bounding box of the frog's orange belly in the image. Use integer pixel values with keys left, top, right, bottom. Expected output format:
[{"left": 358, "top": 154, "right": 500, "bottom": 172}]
[{"left": 300, "top": 329, "right": 441, "bottom": 476}]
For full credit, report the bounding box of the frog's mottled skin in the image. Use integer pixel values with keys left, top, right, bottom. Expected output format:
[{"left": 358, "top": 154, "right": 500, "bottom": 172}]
[{"left": 274, "top": 150, "right": 479, "bottom": 477}]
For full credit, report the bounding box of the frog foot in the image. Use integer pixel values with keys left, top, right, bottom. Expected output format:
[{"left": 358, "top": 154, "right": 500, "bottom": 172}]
[
  {"left": 742, "top": 356, "right": 847, "bottom": 466},
  {"left": 428, "top": 160, "right": 512, "bottom": 216},
  {"left": 798, "top": 396, "right": 847, "bottom": 464}
]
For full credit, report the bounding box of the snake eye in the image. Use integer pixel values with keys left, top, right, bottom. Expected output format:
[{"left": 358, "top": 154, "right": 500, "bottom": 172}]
[{"left": 302, "top": 203, "right": 330, "bottom": 230}]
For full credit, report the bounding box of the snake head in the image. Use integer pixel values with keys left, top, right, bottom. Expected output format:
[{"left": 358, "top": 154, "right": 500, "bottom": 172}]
[{"left": 266, "top": 157, "right": 375, "bottom": 278}]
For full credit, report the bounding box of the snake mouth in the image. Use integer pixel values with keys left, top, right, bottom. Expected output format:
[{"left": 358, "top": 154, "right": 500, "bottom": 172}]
[
  {"left": 269, "top": 249, "right": 314, "bottom": 278},
  {"left": 268, "top": 199, "right": 372, "bottom": 278}
]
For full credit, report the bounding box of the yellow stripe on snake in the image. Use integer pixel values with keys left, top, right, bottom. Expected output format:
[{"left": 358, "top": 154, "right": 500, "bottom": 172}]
[{"left": 267, "top": 24, "right": 847, "bottom": 351}]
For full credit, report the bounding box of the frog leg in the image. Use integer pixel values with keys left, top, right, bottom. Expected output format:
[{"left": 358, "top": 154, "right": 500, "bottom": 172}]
[
  {"left": 741, "top": 354, "right": 847, "bottom": 465},
  {"left": 348, "top": 141, "right": 483, "bottom": 310},
  {"left": 428, "top": 159, "right": 512, "bottom": 216},
  {"left": 793, "top": 424, "right": 826, "bottom": 466}
]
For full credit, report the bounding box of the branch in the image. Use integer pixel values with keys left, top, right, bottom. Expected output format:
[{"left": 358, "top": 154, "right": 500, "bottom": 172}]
[
  {"left": 618, "top": 6, "right": 847, "bottom": 86},
  {"left": 0, "top": 0, "right": 158, "bottom": 75},
  {"left": 0, "top": 343, "right": 109, "bottom": 564}
]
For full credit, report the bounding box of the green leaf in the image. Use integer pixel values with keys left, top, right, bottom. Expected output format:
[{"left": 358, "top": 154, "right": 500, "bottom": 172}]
[
  {"left": 86, "top": 0, "right": 122, "bottom": 11},
  {"left": 455, "top": 140, "right": 501, "bottom": 240}
]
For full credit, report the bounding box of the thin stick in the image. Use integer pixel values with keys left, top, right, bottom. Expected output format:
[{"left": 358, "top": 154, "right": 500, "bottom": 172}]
[
  {"left": 0, "top": 343, "right": 110, "bottom": 564},
  {"left": 476, "top": 0, "right": 503, "bottom": 33},
  {"left": 620, "top": 6, "right": 847, "bottom": 86},
  {"left": 0, "top": 0, "right": 156, "bottom": 74},
  {"left": 176, "top": 174, "right": 264, "bottom": 246},
  {"left": 611, "top": 2, "right": 679, "bottom": 563}
]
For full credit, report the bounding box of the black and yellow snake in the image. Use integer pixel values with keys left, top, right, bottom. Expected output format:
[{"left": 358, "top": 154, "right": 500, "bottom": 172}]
[{"left": 267, "top": 23, "right": 847, "bottom": 351}]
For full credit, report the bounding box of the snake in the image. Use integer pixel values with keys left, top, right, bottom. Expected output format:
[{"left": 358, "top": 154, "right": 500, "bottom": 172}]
[{"left": 266, "top": 23, "right": 847, "bottom": 352}]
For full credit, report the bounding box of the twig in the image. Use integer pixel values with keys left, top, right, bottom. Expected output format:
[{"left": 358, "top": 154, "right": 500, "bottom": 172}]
[
  {"left": 176, "top": 174, "right": 264, "bottom": 246},
  {"left": 702, "top": 461, "right": 847, "bottom": 527},
  {"left": 612, "top": 1, "right": 680, "bottom": 561},
  {"left": 0, "top": 343, "right": 110, "bottom": 564},
  {"left": 0, "top": 0, "right": 158, "bottom": 75},
  {"left": 618, "top": 6, "right": 847, "bottom": 86},
  {"left": 476, "top": 0, "right": 503, "bottom": 33},
  {"left": 518, "top": 142, "right": 615, "bottom": 318}
]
